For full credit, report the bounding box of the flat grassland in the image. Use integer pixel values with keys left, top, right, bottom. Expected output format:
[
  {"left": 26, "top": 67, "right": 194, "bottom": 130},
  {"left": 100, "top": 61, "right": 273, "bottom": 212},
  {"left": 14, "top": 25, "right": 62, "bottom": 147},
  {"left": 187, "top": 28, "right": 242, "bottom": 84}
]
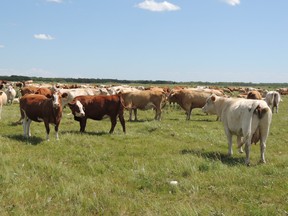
[{"left": 0, "top": 94, "right": 287, "bottom": 215}]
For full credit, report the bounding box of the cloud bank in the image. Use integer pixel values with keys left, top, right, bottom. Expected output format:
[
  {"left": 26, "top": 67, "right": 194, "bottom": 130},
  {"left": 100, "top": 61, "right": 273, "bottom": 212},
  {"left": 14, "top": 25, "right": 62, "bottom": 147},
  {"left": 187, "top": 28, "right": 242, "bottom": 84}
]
[
  {"left": 136, "top": 0, "right": 180, "bottom": 12},
  {"left": 34, "top": 34, "right": 55, "bottom": 40},
  {"left": 223, "top": 0, "right": 240, "bottom": 6}
]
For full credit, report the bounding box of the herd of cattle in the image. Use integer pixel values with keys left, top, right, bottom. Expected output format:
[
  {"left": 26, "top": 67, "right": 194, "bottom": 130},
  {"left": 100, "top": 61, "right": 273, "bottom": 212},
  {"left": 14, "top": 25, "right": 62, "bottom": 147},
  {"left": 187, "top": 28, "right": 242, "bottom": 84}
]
[{"left": 0, "top": 80, "right": 285, "bottom": 165}]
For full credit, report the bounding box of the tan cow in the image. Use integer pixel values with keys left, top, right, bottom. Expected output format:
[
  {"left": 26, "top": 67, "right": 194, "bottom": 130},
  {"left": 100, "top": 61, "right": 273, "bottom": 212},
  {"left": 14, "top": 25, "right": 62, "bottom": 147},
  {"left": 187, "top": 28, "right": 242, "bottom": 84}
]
[
  {"left": 168, "top": 89, "right": 213, "bottom": 120},
  {"left": 247, "top": 90, "right": 262, "bottom": 100},
  {"left": 120, "top": 90, "right": 166, "bottom": 121}
]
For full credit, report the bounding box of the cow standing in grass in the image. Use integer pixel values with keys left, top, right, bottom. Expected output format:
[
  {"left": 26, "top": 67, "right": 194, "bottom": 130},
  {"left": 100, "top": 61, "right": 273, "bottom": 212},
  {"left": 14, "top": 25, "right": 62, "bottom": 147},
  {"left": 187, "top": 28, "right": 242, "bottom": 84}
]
[
  {"left": 265, "top": 91, "right": 282, "bottom": 113},
  {"left": 20, "top": 91, "right": 63, "bottom": 141},
  {"left": 202, "top": 94, "right": 272, "bottom": 166},
  {"left": 68, "top": 94, "right": 126, "bottom": 134}
]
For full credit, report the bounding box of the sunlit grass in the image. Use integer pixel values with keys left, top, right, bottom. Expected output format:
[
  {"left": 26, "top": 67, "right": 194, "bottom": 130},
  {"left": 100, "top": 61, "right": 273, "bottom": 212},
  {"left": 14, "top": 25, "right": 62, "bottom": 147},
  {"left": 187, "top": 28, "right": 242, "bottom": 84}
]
[{"left": 0, "top": 95, "right": 288, "bottom": 215}]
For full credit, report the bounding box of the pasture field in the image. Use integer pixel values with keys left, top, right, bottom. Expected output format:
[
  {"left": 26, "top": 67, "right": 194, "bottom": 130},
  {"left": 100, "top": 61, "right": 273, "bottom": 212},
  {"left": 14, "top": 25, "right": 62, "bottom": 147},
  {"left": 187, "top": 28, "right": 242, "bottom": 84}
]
[{"left": 0, "top": 95, "right": 288, "bottom": 215}]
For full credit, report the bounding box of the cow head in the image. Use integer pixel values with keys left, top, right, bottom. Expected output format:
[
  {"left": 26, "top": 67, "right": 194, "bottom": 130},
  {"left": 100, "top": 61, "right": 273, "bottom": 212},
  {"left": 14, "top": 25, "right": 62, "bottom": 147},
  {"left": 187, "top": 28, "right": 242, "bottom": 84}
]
[
  {"left": 202, "top": 94, "right": 217, "bottom": 115},
  {"left": 68, "top": 100, "right": 85, "bottom": 117},
  {"left": 51, "top": 91, "right": 62, "bottom": 109}
]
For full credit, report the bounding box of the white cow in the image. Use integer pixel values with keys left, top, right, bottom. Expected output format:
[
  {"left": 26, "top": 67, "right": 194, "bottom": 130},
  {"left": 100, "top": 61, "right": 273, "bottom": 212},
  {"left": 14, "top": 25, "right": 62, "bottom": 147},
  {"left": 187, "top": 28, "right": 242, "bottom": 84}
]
[
  {"left": 59, "top": 88, "right": 109, "bottom": 108},
  {"left": 0, "top": 91, "right": 7, "bottom": 119},
  {"left": 6, "top": 85, "right": 16, "bottom": 105},
  {"left": 265, "top": 91, "right": 281, "bottom": 113},
  {"left": 202, "top": 94, "right": 272, "bottom": 165}
]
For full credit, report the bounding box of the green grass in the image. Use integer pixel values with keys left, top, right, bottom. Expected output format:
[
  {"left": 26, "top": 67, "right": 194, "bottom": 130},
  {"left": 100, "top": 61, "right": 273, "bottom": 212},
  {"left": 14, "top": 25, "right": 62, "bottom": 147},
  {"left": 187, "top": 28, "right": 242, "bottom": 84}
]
[{"left": 1, "top": 96, "right": 288, "bottom": 215}]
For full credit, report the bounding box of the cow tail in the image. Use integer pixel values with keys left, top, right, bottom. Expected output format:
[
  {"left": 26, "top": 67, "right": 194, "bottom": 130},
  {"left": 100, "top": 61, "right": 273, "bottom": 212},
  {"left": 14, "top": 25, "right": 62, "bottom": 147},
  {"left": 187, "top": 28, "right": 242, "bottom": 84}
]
[
  {"left": 117, "top": 93, "right": 136, "bottom": 109},
  {"left": 254, "top": 105, "right": 269, "bottom": 119}
]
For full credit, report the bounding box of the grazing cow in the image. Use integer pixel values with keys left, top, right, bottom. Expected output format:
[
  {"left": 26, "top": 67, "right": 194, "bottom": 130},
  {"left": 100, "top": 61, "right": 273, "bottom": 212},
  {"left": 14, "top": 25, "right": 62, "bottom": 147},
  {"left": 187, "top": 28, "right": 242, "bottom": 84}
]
[
  {"left": 6, "top": 85, "right": 17, "bottom": 105},
  {"left": 168, "top": 89, "right": 212, "bottom": 120},
  {"left": 247, "top": 90, "right": 262, "bottom": 100},
  {"left": 202, "top": 94, "right": 272, "bottom": 165},
  {"left": 265, "top": 91, "right": 281, "bottom": 113},
  {"left": 19, "top": 91, "right": 63, "bottom": 141},
  {"left": 68, "top": 95, "right": 125, "bottom": 134},
  {"left": 120, "top": 89, "right": 166, "bottom": 121}
]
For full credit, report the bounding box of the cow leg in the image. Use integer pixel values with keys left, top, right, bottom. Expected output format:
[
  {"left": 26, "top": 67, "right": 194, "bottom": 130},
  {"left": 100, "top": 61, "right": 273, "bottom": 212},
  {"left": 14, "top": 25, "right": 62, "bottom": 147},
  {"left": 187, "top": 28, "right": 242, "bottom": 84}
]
[
  {"left": 118, "top": 113, "right": 126, "bottom": 133},
  {"left": 44, "top": 121, "right": 50, "bottom": 141},
  {"left": 129, "top": 109, "right": 133, "bottom": 121},
  {"left": 55, "top": 124, "right": 59, "bottom": 140},
  {"left": 244, "top": 141, "right": 251, "bottom": 166},
  {"left": 154, "top": 108, "right": 161, "bottom": 120},
  {"left": 109, "top": 117, "right": 117, "bottom": 134},
  {"left": 79, "top": 118, "right": 87, "bottom": 133},
  {"left": 27, "top": 119, "right": 32, "bottom": 137},
  {"left": 186, "top": 107, "right": 192, "bottom": 120},
  {"left": 237, "top": 136, "right": 244, "bottom": 153},
  {"left": 224, "top": 129, "right": 233, "bottom": 156},
  {"left": 134, "top": 109, "right": 138, "bottom": 121},
  {"left": 22, "top": 117, "right": 28, "bottom": 137}
]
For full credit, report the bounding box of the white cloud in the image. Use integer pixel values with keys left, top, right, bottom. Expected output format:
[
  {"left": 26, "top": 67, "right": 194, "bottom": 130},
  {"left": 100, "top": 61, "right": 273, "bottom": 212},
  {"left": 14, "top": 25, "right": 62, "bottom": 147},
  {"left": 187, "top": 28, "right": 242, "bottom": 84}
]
[
  {"left": 46, "top": 0, "right": 63, "bottom": 3},
  {"left": 136, "top": 0, "right": 180, "bottom": 12},
  {"left": 34, "top": 34, "right": 55, "bottom": 40},
  {"left": 0, "top": 44, "right": 4, "bottom": 48},
  {"left": 222, "top": 0, "right": 240, "bottom": 6}
]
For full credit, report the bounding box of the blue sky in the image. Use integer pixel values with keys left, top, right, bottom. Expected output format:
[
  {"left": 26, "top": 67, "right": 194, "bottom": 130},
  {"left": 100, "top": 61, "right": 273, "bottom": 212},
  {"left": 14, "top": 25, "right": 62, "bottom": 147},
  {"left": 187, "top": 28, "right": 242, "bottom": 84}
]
[{"left": 0, "top": 0, "right": 287, "bottom": 83}]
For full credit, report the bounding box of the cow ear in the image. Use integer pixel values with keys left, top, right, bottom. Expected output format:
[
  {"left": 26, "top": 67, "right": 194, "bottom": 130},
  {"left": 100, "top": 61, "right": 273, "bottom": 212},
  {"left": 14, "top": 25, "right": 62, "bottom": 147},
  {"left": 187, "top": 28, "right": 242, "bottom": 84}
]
[
  {"left": 0, "top": 91, "right": 3, "bottom": 96},
  {"left": 62, "top": 92, "right": 68, "bottom": 98},
  {"left": 211, "top": 95, "right": 216, "bottom": 102}
]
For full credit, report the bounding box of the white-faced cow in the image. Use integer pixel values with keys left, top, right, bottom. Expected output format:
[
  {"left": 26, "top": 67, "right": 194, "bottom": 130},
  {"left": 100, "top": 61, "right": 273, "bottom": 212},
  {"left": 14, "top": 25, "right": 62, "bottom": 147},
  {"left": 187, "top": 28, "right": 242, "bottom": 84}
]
[
  {"left": 20, "top": 91, "right": 63, "bottom": 141},
  {"left": 0, "top": 91, "right": 8, "bottom": 120},
  {"left": 265, "top": 91, "right": 281, "bottom": 113},
  {"left": 68, "top": 94, "right": 125, "bottom": 134},
  {"left": 202, "top": 94, "right": 272, "bottom": 166}
]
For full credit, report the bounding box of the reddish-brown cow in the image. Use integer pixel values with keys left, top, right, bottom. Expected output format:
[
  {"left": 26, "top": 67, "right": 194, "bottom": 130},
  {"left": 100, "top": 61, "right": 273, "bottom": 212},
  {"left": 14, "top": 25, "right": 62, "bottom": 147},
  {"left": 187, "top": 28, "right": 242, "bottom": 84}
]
[
  {"left": 19, "top": 91, "right": 63, "bottom": 140},
  {"left": 20, "top": 87, "right": 52, "bottom": 98},
  {"left": 68, "top": 95, "right": 126, "bottom": 134}
]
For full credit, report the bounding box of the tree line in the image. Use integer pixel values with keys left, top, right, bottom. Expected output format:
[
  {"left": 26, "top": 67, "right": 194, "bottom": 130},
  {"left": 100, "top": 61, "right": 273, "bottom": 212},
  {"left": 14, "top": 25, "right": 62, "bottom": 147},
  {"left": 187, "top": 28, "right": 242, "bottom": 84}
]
[{"left": 0, "top": 75, "right": 287, "bottom": 88}]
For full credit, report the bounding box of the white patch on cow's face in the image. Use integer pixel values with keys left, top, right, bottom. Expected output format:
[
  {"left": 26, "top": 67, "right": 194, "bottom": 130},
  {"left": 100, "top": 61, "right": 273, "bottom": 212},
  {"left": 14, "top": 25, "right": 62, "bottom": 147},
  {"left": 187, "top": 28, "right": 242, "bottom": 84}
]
[
  {"left": 75, "top": 100, "right": 85, "bottom": 117},
  {"left": 52, "top": 93, "right": 60, "bottom": 108}
]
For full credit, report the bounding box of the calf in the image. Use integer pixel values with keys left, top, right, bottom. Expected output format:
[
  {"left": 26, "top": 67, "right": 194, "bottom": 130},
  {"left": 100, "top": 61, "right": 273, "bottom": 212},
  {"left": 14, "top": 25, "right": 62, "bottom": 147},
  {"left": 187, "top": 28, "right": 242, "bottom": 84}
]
[
  {"left": 68, "top": 95, "right": 125, "bottom": 134},
  {"left": 265, "top": 91, "right": 281, "bottom": 113},
  {"left": 20, "top": 91, "right": 63, "bottom": 141},
  {"left": 202, "top": 94, "right": 272, "bottom": 165}
]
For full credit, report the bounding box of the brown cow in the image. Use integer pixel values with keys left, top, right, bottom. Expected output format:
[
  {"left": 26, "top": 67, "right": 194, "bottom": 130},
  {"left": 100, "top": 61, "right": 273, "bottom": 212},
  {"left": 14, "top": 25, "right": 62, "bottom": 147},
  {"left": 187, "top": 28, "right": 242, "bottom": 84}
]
[
  {"left": 120, "top": 89, "right": 166, "bottom": 121},
  {"left": 168, "top": 89, "right": 212, "bottom": 120},
  {"left": 68, "top": 95, "right": 126, "bottom": 134},
  {"left": 19, "top": 91, "right": 63, "bottom": 140},
  {"left": 20, "top": 86, "right": 52, "bottom": 98},
  {"left": 247, "top": 90, "right": 262, "bottom": 100}
]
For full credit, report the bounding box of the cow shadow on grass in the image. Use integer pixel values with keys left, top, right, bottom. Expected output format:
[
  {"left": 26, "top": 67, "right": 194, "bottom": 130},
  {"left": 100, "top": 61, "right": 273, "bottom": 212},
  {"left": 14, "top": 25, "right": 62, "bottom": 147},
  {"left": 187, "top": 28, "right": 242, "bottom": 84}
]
[
  {"left": 62, "top": 130, "right": 108, "bottom": 136},
  {"left": 5, "top": 134, "right": 44, "bottom": 145},
  {"left": 181, "top": 149, "right": 245, "bottom": 166}
]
